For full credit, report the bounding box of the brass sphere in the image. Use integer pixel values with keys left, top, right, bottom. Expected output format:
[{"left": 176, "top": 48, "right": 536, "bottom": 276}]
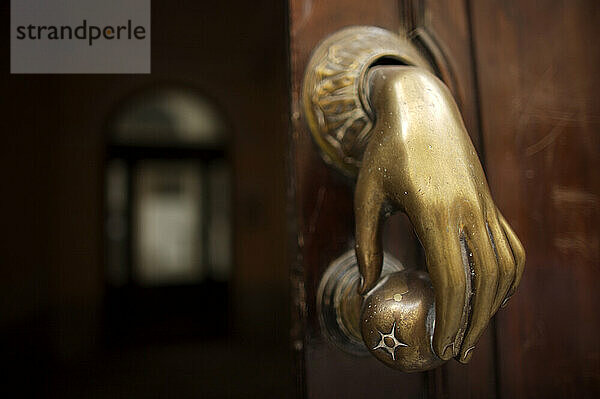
[{"left": 360, "top": 269, "right": 444, "bottom": 372}]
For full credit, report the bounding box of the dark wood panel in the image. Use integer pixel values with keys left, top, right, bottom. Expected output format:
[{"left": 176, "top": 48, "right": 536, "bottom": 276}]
[{"left": 471, "top": 0, "right": 600, "bottom": 397}]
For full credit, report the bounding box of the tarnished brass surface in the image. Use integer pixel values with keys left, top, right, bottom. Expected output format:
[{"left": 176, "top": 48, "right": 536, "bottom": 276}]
[
  {"left": 302, "top": 26, "right": 432, "bottom": 177},
  {"left": 317, "top": 250, "right": 402, "bottom": 356},
  {"left": 361, "top": 269, "right": 443, "bottom": 372},
  {"left": 318, "top": 250, "right": 444, "bottom": 372},
  {"left": 356, "top": 65, "right": 525, "bottom": 363},
  {"left": 305, "top": 26, "right": 526, "bottom": 371}
]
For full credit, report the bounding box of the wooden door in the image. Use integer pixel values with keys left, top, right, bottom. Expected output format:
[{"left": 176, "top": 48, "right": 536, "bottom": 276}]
[{"left": 287, "top": 1, "right": 599, "bottom": 398}]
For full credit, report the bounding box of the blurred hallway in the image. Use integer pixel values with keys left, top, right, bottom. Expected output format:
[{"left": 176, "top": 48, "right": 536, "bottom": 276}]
[{"left": 1, "top": 1, "right": 292, "bottom": 397}]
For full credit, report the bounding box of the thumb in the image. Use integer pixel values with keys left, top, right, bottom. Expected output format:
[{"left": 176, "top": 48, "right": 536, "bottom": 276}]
[{"left": 355, "top": 168, "right": 385, "bottom": 294}]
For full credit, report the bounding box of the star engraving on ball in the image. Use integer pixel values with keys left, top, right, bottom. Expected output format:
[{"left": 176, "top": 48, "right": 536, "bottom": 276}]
[{"left": 372, "top": 322, "right": 408, "bottom": 360}]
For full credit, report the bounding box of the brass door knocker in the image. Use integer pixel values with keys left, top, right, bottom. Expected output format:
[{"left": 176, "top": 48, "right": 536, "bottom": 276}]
[{"left": 304, "top": 26, "right": 525, "bottom": 372}]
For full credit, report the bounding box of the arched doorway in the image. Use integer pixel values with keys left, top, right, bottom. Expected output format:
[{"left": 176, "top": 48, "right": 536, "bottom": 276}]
[{"left": 103, "top": 86, "right": 232, "bottom": 343}]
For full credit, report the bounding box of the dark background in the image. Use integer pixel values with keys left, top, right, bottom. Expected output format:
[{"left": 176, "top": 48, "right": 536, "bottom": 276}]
[{"left": 0, "top": 1, "right": 292, "bottom": 397}]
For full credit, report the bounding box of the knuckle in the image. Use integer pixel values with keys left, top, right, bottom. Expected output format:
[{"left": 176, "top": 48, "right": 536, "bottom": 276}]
[
  {"left": 441, "top": 273, "right": 466, "bottom": 299},
  {"left": 469, "top": 311, "right": 491, "bottom": 332},
  {"left": 498, "top": 256, "right": 515, "bottom": 282},
  {"left": 495, "top": 237, "right": 512, "bottom": 262},
  {"left": 448, "top": 268, "right": 467, "bottom": 287},
  {"left": 446, "top": 283, "right": 464, "bottom": 300},
  {"left": 479, "top": 267, "right": 498, "bottom": 292},
  {"left": 516, "top": 245, "right": 526, "bottom": 266},
  {"left": 498, "top": 269, "right": 515, "bottom": 292}
]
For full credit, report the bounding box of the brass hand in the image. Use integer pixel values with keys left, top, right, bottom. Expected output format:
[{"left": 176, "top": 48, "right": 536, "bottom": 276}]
[{"left": 355, "top": 66, "right": 525, "bottom": 362}]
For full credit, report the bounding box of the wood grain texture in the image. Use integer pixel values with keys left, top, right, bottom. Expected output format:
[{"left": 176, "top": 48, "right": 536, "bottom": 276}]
[{"left": 471, "top": 0, "right": 600, "bottom": 397}]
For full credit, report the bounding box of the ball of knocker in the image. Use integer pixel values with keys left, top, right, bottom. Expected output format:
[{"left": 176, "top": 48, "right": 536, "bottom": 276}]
[{"left": 360, "top": 269, "right": 445, "bottom": 372}]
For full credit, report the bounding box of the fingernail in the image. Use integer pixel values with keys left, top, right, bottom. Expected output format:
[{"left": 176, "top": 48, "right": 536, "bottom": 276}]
[
  {"left": 460, "top": 346, "right": 475, "bottom": 363},
  {"left": 441, "top": 342, "right": 454, "bottom": 359},
  {"left": 501, "top": 295, "right": 512, "bottom": 308}
]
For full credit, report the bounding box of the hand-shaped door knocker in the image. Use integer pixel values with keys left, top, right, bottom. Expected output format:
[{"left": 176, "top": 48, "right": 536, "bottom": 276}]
[{"left": 304, "top": 27, "right": 525, "bottom": 371}]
